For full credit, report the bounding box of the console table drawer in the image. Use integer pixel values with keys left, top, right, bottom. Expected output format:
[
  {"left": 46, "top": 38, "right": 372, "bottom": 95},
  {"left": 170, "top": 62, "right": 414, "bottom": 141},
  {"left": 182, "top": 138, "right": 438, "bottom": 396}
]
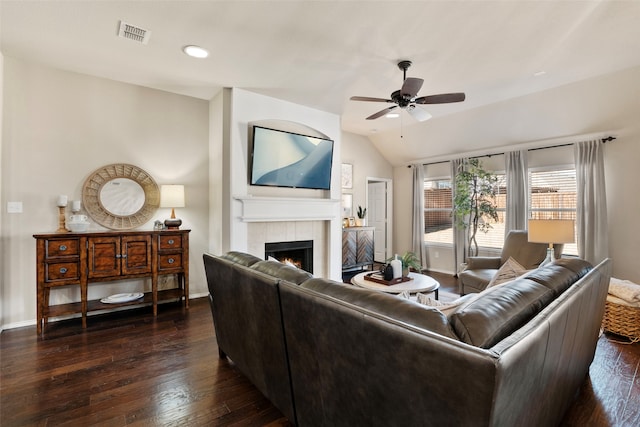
[
  {"left": 158, "top": 253, "right": 183, "bottom": 270},
  {"left": 45, "top": 261, "right": 80, "bottom": 282},
  {"left": 45, "top": 238, "right": 80, "bottom": 258},
  {"left": 159, "top": 235, "right": 183, "bottom": 250}
]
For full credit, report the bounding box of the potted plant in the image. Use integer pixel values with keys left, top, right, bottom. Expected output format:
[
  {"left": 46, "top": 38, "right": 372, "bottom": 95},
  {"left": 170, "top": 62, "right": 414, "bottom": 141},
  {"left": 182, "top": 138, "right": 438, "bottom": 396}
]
[
  {"left": 387, "top": 251, "right": 422, "bottom": 278},
  {"left": 356, "top": 205, "right": 367, "bottom": 226},
  {"left": 453, "top": 158, "right": 499, "bottom": 257}
]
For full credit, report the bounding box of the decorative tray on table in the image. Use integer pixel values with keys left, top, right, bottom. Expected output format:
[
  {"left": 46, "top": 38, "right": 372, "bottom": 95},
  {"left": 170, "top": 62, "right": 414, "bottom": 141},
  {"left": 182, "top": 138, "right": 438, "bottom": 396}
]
[{"left": 363, "top": 272, "right": 413, "bottom": 286}]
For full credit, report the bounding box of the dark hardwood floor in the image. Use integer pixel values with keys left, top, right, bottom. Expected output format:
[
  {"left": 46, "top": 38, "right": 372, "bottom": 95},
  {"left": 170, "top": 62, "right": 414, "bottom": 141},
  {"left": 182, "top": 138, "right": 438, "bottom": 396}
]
[{"left": 1, "top": 272, "right": 639, "bottom": 426}]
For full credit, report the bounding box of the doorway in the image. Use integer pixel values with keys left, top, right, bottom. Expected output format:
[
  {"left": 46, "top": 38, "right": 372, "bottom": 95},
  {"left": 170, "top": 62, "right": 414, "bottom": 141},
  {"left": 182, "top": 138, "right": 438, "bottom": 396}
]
[{"left": 366, "top": 178, "right": 392, "bottom": 263}]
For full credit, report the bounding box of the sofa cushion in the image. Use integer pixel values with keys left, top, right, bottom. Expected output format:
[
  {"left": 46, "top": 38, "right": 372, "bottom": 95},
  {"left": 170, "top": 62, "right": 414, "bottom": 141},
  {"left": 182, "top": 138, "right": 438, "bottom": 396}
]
[
  {"left": 221, "top": 251, "right": 262, "bottom": 267},
  {"left": 553, "top": 258, "right": 593, "bottom": 277},
  {"left": 522, "top": 259, "right": 592, "bottom": 295},
  {"left": 251, "top": 260, "right": 313, "bottom": 285},
  {"left": 301, "top": 278, "right": 458, "bottom": 339},
  {"left": 449, "top": 278, "right": 555, "bottom": 348}
]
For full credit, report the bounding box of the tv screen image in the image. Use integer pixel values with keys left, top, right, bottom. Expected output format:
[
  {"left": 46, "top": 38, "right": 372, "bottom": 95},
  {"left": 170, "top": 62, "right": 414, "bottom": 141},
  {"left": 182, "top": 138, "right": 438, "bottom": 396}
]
[{"left": 250, "top": 126, "right": 334, "bottom": 190}]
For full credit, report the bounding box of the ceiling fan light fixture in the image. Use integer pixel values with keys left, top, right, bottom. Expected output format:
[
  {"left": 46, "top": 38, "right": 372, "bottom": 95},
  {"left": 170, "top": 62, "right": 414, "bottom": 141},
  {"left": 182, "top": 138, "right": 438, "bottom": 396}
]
[
  {"left": 386, "top": 113, "right": 400, "bottom": 118},
  {"left": 183, "top": 45, "right": 209, "bottom": 58},
  {"left": 349, "top": 60, "right": 465, "bottom": 122}
]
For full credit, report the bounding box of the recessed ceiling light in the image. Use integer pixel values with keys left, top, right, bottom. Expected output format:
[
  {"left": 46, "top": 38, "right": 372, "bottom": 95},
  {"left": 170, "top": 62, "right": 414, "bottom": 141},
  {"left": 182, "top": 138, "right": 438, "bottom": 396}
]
[
  {"left": 386, "top": 113, "right": 400, "bottom": 118},
  {"left": 183, "top": 45, "right": 209, "bottom": 58}
]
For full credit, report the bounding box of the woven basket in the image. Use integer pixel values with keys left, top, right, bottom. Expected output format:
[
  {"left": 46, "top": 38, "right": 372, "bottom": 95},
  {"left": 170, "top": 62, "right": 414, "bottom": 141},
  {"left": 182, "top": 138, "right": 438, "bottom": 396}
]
[{"left": 602, "top": 298, "right": 640, "bottom": 342}]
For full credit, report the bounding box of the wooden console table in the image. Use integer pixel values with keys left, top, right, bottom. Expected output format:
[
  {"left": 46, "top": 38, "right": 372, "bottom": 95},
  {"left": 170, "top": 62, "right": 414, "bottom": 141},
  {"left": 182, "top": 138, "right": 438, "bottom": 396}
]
[{"left": 33, "top": 229, "right": 190, "bottom": 334}]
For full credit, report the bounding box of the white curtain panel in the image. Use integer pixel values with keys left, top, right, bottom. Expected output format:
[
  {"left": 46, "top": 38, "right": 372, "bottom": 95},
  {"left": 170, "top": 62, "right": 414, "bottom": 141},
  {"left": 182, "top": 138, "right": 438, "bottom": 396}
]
[
  {"left": 574, "top": 140, "right": 609, "bottom": 264},
  {"left": 412, "top": 164, "right": 427, "bottom": 270},
  {"left": 451, "top": 158, "right": 467, "bottom": 273},
  {"left": 505, "top": 150, "right": 529, "bottom": 235}
]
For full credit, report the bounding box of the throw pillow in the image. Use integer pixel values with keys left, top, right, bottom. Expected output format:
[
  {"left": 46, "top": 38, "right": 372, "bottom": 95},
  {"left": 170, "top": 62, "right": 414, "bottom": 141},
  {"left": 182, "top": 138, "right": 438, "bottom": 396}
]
[
  {"left": 416, "top": 293, "right": 479, "bottom": 316},
  {"left": 397, "top": 290, "right": 412, "bottom": 300},
  {"left": 487, "top": 257, "right": 527, "bottom": 288},
  {"left": 416, "top": 292, "right": 445, "bottom": 307},
  {"left": 396, "top": 291, "right": 479, "bottom": 316}
]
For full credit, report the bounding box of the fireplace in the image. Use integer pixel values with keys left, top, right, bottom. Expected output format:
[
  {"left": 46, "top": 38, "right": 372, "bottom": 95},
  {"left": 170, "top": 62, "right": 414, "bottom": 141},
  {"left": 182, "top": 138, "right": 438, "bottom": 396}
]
[{"left": 265, "top": 240, "right": 314, "bottom": 273}]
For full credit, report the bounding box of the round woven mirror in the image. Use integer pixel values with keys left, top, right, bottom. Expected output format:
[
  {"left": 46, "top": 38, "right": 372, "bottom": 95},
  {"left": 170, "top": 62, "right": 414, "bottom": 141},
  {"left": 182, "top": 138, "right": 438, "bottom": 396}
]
[{"left": 82, "top": 164, "right": 160, "bottom": 230}]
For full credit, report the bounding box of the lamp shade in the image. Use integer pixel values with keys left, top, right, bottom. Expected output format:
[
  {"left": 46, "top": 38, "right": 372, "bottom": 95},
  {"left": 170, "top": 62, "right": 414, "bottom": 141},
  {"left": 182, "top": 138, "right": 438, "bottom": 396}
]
[
  {"left": 160, "top": 185, "right": 185, "bottom": 208},
  {"left": 528, "top": 219, "right": 575, "bottom": 244}
]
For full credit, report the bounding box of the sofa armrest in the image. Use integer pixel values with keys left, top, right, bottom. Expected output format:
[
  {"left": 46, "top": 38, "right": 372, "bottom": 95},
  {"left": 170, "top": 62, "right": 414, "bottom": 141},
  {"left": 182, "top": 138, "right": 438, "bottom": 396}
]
[{"left": 466, "top": 256, "right": 501, "bottom": 270}]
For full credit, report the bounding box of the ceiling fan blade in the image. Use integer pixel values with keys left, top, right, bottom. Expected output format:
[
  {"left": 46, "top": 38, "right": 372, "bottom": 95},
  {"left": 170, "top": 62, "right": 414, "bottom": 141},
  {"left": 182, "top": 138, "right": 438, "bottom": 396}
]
[
  {"left": 414, "top": 92, "right": 466, "bottom": 104},
  {"left": 400, "top": 77, "right": 424, "bottom": 98},
  {"left": 366, "top": 105, "right": 398, "bottom": 120},
  {"left": 350, "top": 96, "right": 393, "bottom": 103},
  {"left": 406, "top": 105, "right": 432, "bottom": 122}
]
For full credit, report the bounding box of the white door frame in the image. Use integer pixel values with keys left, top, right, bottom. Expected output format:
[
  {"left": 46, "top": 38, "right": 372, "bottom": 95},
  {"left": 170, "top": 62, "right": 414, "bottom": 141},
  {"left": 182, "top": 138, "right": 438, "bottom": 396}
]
[{"left": 366, "top": 177, "right": 393, "bottom": 262}]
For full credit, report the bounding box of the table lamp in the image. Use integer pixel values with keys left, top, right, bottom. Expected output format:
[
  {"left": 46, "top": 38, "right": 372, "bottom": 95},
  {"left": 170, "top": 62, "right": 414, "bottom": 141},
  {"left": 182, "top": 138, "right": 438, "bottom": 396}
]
[
  {"left": 528, "top": 219, "right": 575, "bottom": 267},
  {"left": 160, "top": 185, "right": 185, "bottom": 229}
]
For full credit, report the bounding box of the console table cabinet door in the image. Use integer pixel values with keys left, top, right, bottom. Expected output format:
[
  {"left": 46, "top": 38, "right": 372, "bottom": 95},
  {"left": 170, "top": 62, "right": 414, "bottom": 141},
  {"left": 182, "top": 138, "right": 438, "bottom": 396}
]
[
  {"left": 121, "top": 235, "right": 152, "bottom": 275},
  {"left": 88, "top": 236, "right": 121, "bottom": 278},
  {"left": 342, "top": 231, "right": 357, "bottom": 267},
  {"left": 342, "top": 227, "right": 374, "bottom": 271},
  {"left": 88, "top": 235, "right": 152, "bottom": 278}
]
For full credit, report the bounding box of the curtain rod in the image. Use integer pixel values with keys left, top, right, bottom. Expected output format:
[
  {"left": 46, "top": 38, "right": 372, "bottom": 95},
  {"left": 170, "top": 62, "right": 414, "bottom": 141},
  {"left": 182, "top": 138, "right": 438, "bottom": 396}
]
[{"left": 409, "top": 135, "right": 616, "bottom": 167}]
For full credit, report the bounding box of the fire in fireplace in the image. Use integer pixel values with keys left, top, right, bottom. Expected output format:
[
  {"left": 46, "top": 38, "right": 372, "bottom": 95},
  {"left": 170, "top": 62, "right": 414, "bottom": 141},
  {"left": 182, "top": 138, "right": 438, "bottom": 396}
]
[{"left": 265, "top": 240, "right": 313, "bottom": 273}]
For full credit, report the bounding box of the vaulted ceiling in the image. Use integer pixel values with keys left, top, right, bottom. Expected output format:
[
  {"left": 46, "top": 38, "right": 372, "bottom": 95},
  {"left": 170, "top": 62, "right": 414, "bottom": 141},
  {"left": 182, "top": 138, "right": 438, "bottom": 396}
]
[{"left": 3, "top": 1, "right": 640, "bottom": 164}]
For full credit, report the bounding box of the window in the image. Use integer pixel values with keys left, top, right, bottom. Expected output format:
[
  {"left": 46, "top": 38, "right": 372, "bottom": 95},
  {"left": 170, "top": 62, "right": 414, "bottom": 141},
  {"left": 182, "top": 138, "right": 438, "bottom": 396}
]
[
  {"left": 423, "top": 174, "right": 507, "bottom": 248},
  {"left": 422, "top": 162, "right": 579, "bottom": 257},
  {"left": 471, "top": 173, "right": 506, "bottom": 250},
  {"left": 529, "top": 167, "right": 578, "bottom": 255},
  {"left": 424, "top": 179, "right": 453, "bottom": 244}
]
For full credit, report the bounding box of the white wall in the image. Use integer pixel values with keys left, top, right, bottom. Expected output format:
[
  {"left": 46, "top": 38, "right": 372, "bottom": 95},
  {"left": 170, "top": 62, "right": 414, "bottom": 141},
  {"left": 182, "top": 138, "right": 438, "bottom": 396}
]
[
  {"left": 210, "top": 88, "right": 343, "bottom": 280},
  {"left": 393, "top": 66, "right": 640, "bottom": 282},
  {"left": 1, "top": 58, "right": 210, "bottom": 329},
  {"left": 341, "top": 131, "right": 393, "bottom": 218}
]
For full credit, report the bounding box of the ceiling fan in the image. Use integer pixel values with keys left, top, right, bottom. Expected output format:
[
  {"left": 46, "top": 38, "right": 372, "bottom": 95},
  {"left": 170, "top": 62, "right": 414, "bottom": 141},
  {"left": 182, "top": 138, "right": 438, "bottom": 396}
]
[{"left": 350, "top": 60, "right": 466, "bottom": 121}]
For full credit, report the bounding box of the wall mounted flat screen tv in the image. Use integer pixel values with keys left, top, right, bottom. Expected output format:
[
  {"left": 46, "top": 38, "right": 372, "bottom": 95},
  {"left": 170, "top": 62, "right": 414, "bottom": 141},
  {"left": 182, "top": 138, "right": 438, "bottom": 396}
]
[{"left": 250, "top": 126, "right": 334, "bottom": 190}]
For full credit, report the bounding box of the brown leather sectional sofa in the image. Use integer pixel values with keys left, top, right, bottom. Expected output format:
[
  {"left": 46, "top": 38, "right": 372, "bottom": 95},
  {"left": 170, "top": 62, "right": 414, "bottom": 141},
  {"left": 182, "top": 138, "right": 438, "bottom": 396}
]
[{"left": 203, "top": 251, "right": 611, "bottom": 426}]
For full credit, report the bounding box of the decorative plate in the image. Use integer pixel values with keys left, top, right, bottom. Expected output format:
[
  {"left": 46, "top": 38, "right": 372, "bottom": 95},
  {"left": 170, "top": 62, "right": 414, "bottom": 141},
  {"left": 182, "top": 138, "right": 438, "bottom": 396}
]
[{"left": 100, "top": 292, "right": 144, "bottom": 304}]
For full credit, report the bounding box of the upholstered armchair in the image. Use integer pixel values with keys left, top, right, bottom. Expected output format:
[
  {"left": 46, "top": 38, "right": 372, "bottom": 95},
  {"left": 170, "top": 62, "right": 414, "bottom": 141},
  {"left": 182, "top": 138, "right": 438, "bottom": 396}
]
[{"left": 458, "top": 230, "right": 563, "bottom": 295}]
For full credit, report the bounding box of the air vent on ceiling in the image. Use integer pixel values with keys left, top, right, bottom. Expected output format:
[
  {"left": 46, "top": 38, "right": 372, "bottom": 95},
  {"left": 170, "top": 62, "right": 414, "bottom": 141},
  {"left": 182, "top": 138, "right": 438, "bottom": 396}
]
[{"left": 118, "top": 21, "right": 151, "bottom": 45}]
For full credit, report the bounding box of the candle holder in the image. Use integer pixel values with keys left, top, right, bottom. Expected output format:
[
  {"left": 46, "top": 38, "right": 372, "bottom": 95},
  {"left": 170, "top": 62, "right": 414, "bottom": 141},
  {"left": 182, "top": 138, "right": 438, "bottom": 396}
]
[
  {"left": 56, "top": 206, "right": 70, "bottom": 233},
  {"left": 71, "top": 200, "right": 81, "bottom": 214}
]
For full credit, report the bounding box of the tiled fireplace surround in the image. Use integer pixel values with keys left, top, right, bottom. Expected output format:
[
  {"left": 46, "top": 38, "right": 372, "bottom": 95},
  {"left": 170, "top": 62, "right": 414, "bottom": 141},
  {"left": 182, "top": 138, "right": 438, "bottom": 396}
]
[
  {"left": 247, "top": 221, "right": 327, "bottom": 276},
  {"left": 235, "top": 196, "right": 341, "bottom": 279}
]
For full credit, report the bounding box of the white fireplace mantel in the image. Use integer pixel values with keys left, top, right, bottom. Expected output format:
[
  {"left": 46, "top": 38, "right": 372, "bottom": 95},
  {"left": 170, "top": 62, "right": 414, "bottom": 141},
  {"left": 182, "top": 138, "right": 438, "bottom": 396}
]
[{"left": 234, "top": 196, "right": 340, "bottom": 222}]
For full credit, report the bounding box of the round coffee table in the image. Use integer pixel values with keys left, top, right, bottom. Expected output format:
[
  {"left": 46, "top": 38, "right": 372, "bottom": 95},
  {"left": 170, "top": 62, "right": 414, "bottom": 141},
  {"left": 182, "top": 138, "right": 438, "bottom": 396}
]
[{"left": 351, "top": 271, "right": 440, "bottom": 299}]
